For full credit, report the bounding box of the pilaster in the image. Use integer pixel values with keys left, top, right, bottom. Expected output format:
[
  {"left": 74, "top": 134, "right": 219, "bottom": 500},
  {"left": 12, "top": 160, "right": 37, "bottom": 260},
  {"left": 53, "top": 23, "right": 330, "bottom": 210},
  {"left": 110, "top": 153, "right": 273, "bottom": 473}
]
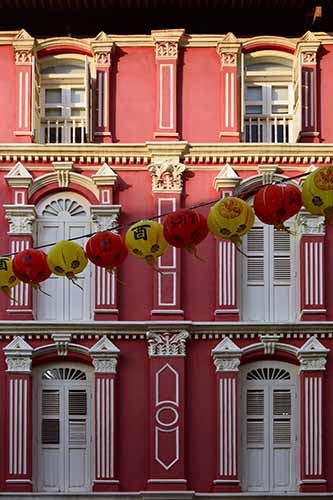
[
  {"left": 90, "top": 205, "right": 122, "bottom": 321},
  {"left": 3, "top": 205, "right": 36, "bottom": 319},
  {"left": 216, "top": 33, "right": 241, "bottom": 143},
  {"left": 148, "top": 157, "right": 186, "bottom": 320},
  {"left": 91, "top": 32, "right": 114, "bottom": 142},
  {"left": 211, "top": 337, "right": 242, "bottom": 492},
  {"left": 213, "top": 165, "right": 241, "bottom": 321},
  {"left": 12, "top": 30, "right": 35, "bottom": 142},
  {"left": 298, "top": 211, "right": 326, "bottom": 321},
  {"left": 146, "top": 330, "right": 189, "bottom": 490},
  {"left": 90, "top": 336, "right": 120, "bottom": 491},
  {"left": 298, "top": 336, "right": 328, "bottom": 492},
  {"left": 151, "top": 29, "right": 184, "bottom": 140},
  {"left": 4, "top": 337, "right": 33, "bottom": 492}
]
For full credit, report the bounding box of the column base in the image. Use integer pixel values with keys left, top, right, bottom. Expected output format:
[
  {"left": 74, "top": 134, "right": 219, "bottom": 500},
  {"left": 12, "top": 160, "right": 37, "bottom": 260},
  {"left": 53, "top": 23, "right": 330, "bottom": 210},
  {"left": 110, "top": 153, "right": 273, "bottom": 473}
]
[
  {"left": 212, "top": 479, "right": 241, "bottom": 492},
  {"left": 147, "top": 479, "right": 187, "bottom": 491},
  {"left": 300, "top": 481, "right": 327, "bottom": 492},
  {"left": 6, "top": 480, "right": 32, "bottom": 492},
  {"left": 94, "top": 309, "right": 119, "bottom": 321},
  {"left": 93, "top": 480, "right": 120, "bottom": 491}
]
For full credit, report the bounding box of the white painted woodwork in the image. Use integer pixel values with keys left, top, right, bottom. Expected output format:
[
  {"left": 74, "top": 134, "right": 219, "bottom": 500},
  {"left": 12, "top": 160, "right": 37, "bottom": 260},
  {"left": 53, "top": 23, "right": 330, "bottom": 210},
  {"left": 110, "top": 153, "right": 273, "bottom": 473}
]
[
  {"left": 241, "top": 216, "right": 296, "bottom": 322},
  {"left": 240, "top": 361, "right": 298, "bottom": 493},
  {"left": 36, "top": 192, "right": 92, "bottom": 321},
  {"left": 34, "top": 364, "right": 92, "bottom": 492}
]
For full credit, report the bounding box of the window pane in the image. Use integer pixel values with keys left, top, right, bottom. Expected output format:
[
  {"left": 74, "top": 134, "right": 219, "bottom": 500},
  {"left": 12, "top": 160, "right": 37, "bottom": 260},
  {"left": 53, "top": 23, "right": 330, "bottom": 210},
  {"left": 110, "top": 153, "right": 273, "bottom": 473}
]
[
  {"left": 45, "top": 89, "right": 62, "bottom": 104},
  {"left": 272, "top": 86, "right": 288, "bottom": 101},
  {"left": 246, "top": 87, "right": 262, "bottom": 100},
  {"left": 45, "top": 108, "right": 62, "bottom": 117},
  {"left": 71, "top": 89, "right": 84, "bottom": 104},
  {"left": 71, "top": 108, "right": 85, "bottom": 117},
  {"left": 246, "top": 105, "right": 263, "bottom": 115},
  {"left": 272, "top": 104, "right": 288, "bottom": 114}
]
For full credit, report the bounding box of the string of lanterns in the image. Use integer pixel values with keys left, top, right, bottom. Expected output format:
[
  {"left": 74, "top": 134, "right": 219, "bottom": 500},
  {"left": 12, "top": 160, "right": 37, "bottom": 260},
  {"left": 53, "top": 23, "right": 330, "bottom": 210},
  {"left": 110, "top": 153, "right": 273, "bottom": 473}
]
[{"left": 0, "top": 165, "right": 332, "bottom": 297}]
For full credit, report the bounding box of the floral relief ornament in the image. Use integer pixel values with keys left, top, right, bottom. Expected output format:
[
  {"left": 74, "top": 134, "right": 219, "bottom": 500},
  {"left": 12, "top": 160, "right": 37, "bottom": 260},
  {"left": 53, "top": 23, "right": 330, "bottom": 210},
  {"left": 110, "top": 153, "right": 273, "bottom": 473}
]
[
  {"left": 147, "top": 331, "right": 190, "bottom": 357},
  {"left": 155, "top": 41, "right": 178, "bottom": 59},
  {"left": 92, "top": 357, "right": 118, "bottom": 373},
  {"left": 148, "top": 159, "right": 186, "bottom": 192}
]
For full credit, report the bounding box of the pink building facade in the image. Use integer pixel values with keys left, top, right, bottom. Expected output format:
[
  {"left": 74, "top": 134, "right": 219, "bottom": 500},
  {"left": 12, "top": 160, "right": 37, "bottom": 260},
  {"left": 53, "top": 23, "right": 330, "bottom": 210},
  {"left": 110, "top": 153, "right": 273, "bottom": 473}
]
[{"left": 0, "top": 26, "right": 332, "bottom": 499}]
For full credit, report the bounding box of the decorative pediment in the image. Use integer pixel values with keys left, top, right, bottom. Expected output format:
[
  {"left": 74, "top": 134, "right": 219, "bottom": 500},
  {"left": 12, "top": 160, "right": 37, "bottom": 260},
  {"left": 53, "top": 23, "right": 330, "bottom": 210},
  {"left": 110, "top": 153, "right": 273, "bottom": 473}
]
[
  {"left": 4, "top": 337, "right": 33, "bottom": 373},
  {"left": 92, "top": 163, "right": 118, "bottom": 186},
  {"left": 4, "top": 336, "right": 33, "bottom": 354},
  {"left": 223, "top": 32, "right": 238, "bottom": 42},
  {"left": 212, "top": 337, "right": 242, "bottom": 372},
  {"left": 214, "top": 163, "right": 240, "bottom": 191},
  {"left": 212, "top": 336, "right": 242, "bottom": 354},
  {"left": 94, "top": 31, "right": 110, "bottom": 42},
  {"left": 298, "top": 336, "right": 329, "bottom": 354},
  {"left": 5, "top": 162, "right": 32, "bottom": 188},
  {"left": 15, "top": 29, "right": 34, "bottom": 41},
  {"left": 300, "top": 31, "right": 317, "bottom": 42},
  {"left": 90, "top": 336, "right": 120, "bottom": 355},
  {"left": 13, "top": 29, "right": 35, "bottom": 63}
]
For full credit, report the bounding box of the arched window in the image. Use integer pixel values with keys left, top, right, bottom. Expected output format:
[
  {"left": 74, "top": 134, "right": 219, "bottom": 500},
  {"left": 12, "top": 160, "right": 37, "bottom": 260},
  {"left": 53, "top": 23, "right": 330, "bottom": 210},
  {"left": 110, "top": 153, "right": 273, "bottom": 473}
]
[
  {"left": 243, "top": 53, "right": 294, "bottom": 143},
  {"left": 35, "top": 192, "right": 93, "bottom": 321},
  {"left": 38, "top": 56, "right": 91, "bottom": 144},
  {"left": 33, "top": 363, "right": 93, "bottom": 492},
  {"left": 240, "top": 361, "right": 299, "bottom": 493}
]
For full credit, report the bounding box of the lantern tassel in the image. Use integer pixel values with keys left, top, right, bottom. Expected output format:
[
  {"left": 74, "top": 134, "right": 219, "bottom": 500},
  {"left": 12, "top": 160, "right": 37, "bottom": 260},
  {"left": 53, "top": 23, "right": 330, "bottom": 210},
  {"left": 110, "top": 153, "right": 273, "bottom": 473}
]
[
  {"left": 145, "top": 256, "right": 165, "bottom": 275},
  {"left": 66, "top": 272, "right": 84, "bottom": 290},
  {"left": 108, "top": 268, "right": 127, "bottom": 287},
  {"left": 274, "top": 222, "right": 295, "bottom": 236},
  {"left": 32, "top": 282, "right": 52, "bottom": 297},
  {"left": 185, "top": 244, "right": 206, "bottom": 262}
]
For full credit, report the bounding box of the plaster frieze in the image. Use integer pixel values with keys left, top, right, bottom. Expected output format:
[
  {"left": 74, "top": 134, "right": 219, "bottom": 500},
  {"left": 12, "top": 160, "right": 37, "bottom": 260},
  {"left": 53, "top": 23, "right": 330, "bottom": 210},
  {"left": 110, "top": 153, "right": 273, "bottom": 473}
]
[
  {"left": 148, "top": 158, "right": 186, "bottom": 193},
  {"left": 147, "top": 330, "right": 190, "bottom": 357},
  {"left": 4, "top": 204, "right": 37, "bottom": 235}
]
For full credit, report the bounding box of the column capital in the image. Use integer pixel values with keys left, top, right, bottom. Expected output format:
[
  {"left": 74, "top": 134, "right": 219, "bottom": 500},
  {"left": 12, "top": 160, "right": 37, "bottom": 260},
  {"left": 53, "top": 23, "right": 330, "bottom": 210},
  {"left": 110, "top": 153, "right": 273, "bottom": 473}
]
[
  {"left": 148, "top": 158, "right": 186, "bottom": 193},
  {"left": 298, "top": 336, "right": 329, "bottom": 371},
  {"left": 3, "top": 204, "right": 37, "bottom": 235},
  {"left": 212, "top": 337, "right": 242, "bottom": 372},
  {"left": 13, "top": 29, "right": 35, "bottom": 65},
  {"left": 4, "top": 336, "right": 33, "bottom": 373},
  {"left": 147, "top": 330, "right": 190, "bottom": 357},
  {"left": 91, "top": 31, "right": 114, "bottom": 65},
  {"left": 90, "top": 336, "right": 120, "bottom": 373},
  {"left": 297, "top": 32, "right": 321, "bottom": 64},
  {"left": 151, "top": 29, "right": 185, "bottom": 60},
  {"left": 298, "top": 210, "right": 325, "bottom": 236},
  {"left": 216, "top": 33, "right": 241, "bottom": 67}
]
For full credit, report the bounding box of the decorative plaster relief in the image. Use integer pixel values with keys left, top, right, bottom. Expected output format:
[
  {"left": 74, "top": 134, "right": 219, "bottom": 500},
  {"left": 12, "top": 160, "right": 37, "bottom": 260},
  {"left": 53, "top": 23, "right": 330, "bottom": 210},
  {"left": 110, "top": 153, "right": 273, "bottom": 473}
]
[
  {"left": 260, "top": 334, "right": 281, "bottom": 355},
  {"left": 148, "top": 159, "right": 186, "bottom": 192},
  {"left": 155, "top": 41, "right": 178, "bottom": 59},
  {"left": 214, "top": 357, "right": 240, "bottom": 372},
  {"left": 298, "top": 211, "right": 325, "bottom": 236},
  {"left": 92, "top": 357, "right": 118, "bottom": 373},
  {"left": 6, "top": 357, "right": 31, "bottom": 372},
  {"left": 298, "top": 335, "right": 329, "bottom": 371},
  {"left": 90, "top": 206, "right": 120, "bottom": 232},
  {"left": 51, "top": 333, "right": 72, "bottom": 356},
  {"left": 211, "top": 336, "right": 242, "bottom": 372},
  {"left": 4, "top": 336, "right": 33, "bottom": 373},
  {"left": 302, "top": 51, "right": 317, "bottom": 64},
  {"left": 90, "top": 335, "right": 120, "bottom": 373},
  {"left": 147, "top": 331, "right": 190, "bottom": 357}
]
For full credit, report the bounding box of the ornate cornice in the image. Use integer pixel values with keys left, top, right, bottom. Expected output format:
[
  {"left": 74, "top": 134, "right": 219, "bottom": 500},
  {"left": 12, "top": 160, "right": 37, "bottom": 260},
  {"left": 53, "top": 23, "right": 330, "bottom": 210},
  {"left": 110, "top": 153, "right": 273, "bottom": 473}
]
[{"left": 147, "top": 330, "right": 190, "bottom": 357}]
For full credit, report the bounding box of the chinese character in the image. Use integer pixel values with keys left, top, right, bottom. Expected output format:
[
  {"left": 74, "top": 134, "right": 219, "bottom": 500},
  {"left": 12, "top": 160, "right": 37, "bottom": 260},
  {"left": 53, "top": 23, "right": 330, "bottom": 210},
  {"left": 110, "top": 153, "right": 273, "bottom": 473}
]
[
  {"left": 0, "top": 259, "right": 8, "bottom": 271},
  {"left": 131, "top": 225, "right": 151, "bottom": 241}
]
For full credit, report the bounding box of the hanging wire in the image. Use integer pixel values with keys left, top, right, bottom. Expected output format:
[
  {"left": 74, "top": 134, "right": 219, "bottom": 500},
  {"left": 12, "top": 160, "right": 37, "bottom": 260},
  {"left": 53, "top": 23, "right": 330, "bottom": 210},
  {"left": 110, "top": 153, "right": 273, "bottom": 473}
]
[{"left": 4, "top": 170, "right": 310, "bottom": 257}]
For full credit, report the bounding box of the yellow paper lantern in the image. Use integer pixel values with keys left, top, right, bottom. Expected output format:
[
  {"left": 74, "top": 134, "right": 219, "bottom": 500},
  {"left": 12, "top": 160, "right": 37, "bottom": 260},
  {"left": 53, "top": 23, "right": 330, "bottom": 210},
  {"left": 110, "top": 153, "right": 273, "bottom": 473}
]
[
  {"left": 207, "top": 197, "right": 254, "bottom": 245},
  {"left": 47, "top": 240, "right": 88, "bottom": 282},
  {"left": 302, "top": 165, "right": 333, "bottom": 223},
  {"left": 125, "top": 220, "right": 169, "bottom": 266},
  {"left": 0, "top": 256, "right": 20, "bottom": 298}
]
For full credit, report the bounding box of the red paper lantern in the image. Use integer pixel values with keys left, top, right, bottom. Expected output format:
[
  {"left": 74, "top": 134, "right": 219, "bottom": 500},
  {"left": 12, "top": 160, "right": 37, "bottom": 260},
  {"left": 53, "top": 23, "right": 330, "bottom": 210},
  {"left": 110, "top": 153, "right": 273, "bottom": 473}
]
[
  {"left": 253, "top": 183, "right": 302, "bottom": 230},
  {"left": 163, "top": 209, "right": 208, "bottom": 256},
  {"left": 86, "top": 231, "right": 128, "bottom": 272},
  {"left": 13, "top": 249, "right": 52, "bottom": 288}
]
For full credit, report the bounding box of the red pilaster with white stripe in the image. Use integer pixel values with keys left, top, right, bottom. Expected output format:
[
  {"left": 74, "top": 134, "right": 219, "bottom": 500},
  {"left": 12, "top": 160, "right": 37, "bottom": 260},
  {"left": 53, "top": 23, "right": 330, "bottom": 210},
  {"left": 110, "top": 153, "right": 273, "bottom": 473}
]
[
  {"left": 147, "top": 331, "right": 189, "bottom": 490},
  {"left": 217, "top": 37, "right": 241, "bottom": 143},
  {"left": 152, "top": 30, "right": 184, "bottom": 140},
  {"left": 300, "top": 216, "right": 326, "bottom": 320},
  {"left": 212, "top": 337, "right": 241, "bottom": 492},
  {"left": 94, "top": 53, "right": 113, "bottom": 143},
  {"left": 299, "top": 42, "right": 320, "bottom": 143}
]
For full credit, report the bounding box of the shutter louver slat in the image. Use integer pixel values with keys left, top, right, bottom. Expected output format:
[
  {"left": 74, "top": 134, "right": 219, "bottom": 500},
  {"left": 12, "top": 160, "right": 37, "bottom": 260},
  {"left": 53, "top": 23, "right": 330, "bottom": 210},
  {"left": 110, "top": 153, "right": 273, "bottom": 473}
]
[
  {"left": 69, "top": 390, "right": 87, "bottom": 415},
  {"left": 247, "top": 420, "right": 264, "bottom": 445},
  {"left": 273, "top": 229, "right": 290, "bottom": 252},
  {"left": 273, "top": 420, "right": 291, "bottom": 445},
  {"left": 247, "top": 227, "right": 265, "bottom": 252},
  {"left": 42, "top": 390, "right": 60, "bottom": 414},
  {"left": 247, "top": 390, "right": 264, "bottom": 415},
  {"left": 273, "top": 390, "right": 291, "bottom": 416},
  {"left": 42, "top": 419, "right": 60, "bottom": 444},
  {"left": 273, "top": 257, "right": 291, "bottom": 281},
  {"left": 247, "top": 257, "right": 265, "bottom": 282},
  {"left": 69, "top": 420, "right": 86, "bottom": 445}
]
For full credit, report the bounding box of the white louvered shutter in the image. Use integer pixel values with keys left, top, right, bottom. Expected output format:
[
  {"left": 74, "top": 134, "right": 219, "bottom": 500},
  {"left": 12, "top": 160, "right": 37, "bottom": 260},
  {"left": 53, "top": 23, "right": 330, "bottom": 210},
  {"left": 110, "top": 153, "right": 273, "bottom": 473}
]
[
  {"left": 272, "top": 228, "right": 292, "bottom": 321},
  {"left": 67, "top": 390, "right": 88, "bottom": 490},
  {"left": 242, "top": 224, "right": 266, "bottom": 321},
  {"left": 272, "top": 389, "right": 294, "bottom": 490},
  {"left": 40, "top": 390, "right": 62, "bottom": 491},
  {"left": 245, "top": 388, "right": 268, "bottom": 491}
]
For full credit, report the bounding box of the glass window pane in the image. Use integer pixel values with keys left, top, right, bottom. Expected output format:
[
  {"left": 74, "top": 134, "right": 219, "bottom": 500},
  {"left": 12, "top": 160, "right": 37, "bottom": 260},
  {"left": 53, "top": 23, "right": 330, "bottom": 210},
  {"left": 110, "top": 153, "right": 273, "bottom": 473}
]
[
  {"left": 246, "top": 86, "right": 262, "bottom": 100},
  {"left": 71, "top": 89, "right": 84, "bottom": 104},
  {"left": 272, "top": 86, "right": 288, "bottom": 101},
  {"left": 272, "top": 104, "right": 288, "bottom": 114},
  {"left": 71, "top": 108, "right": 85, "bottom": 117},
  {"left": 45, "top": 108, "right": 62, "bottom": 117},
  {"left": 45, "top": 89, "right": 62, "bottom": 104},
  {"left": 246, "top": 105, "right": 263, "bottom": 115}
]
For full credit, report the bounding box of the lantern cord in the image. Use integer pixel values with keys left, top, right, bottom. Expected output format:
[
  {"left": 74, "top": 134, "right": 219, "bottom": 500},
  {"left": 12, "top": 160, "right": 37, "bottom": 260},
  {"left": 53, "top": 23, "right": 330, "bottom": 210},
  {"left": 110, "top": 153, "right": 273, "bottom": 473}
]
[
  {"left": 234, "top": 244, "right": 248, "bottom": 258},
  {"left": 3, "top": 170, "right": 311, "bottom": 257}
]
